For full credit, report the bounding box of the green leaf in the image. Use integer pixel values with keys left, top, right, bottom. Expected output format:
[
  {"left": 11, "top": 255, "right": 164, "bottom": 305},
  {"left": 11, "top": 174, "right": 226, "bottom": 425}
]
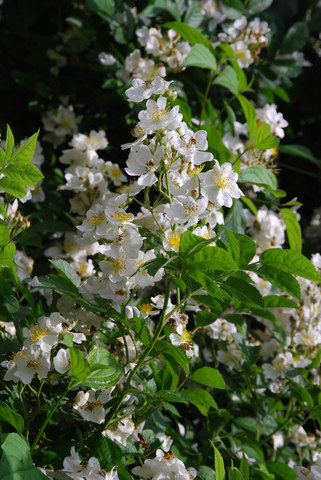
[
  {"left": 220, "top": 44, "right": 248, "bottom": 93},
  {"left": 82, "top": 366, "right": 123, "bottom": 389},
  {"left": 0, "top": 244, "right": 16, "bottom": 268},
  {"left": 190, "top": 367, "right": 225, "bottom": 389},
  {"left": 0, "top": 433, "right": 48, "bottom": 479},
  {"left": 287, "top": 377, "right": 313, "bottom": 407},
  {"left": 263, "top": 295, "right": 298, "bottom": 309},
  {"left": 95, "top": 436, "right": 122, "bottom": 470},
  {"left": 187, "top": 270, "right": 222, "bottom": 298},
  {"left": 224, "top": 229, "right": 240, "bottom": 264},
  {"left": 189, "top": 246, "right": 238, "bottom": 274},
  {"left": 260, "top": 249, "right": 321, "bottom": 282},
  {"left": 10, "top": 131, "right": 39, "bottom": 164},
  {"left": 0, "top": 402, "right": 24, "bottom": 434},
  {"left": 50, "top": 259, "right": 81, "bottom": 288},
  {"left": 233, "top": 232, "right": 256, "bottom": 267},
  {"left": 239, "top": 452, "right": 250, "bottom": 480},
  {"left": 236, "top": 95, "right": 257, "bottom": 138},
  {"left": 254, "top": 264, "right": 301, "bottom": 299},
  {"left": 221, "top": 276, "right": 264, "bottom": 308},
  {"left": 162, "top": 21, "right": 213, "bottom": 50},
  {"left": 38, "top": 274, "right": 79, "bottom": 296},
  {"left": 69, "top": 347, "right": 90, "bottom": 382},
  {"left": 182, "top": 44, "right": 217, "bottom": 70},
  {"left": 0, "top": 220, "right": 10, "bottom": 247},
  {"left": 179, "top": 230, "right": 208, "bottom": 257},
  {"left": 266, "top": 462, "right": 297, "bottom": 480},
  {"left": 3, "top": 163, "right": 43, "bottom": 187},
  {"left": 239, "top": 166, "right": 277, "bottom": 190},
  {"left": 280, "top": 209, "right": 302, "bottom": 252},
  {"left": 224, "top": 199, "right": 246, "bottom": 234},
  {"left": 0, "top": 176, "right": 27, "bottom": 198},
  {"left": 180, "top": 388, "right": 217, "bottom": 415},
  {"left": 85, "top": 0, "right": 116, "bottom": 18},
  {"left": 221, "top": 0, "right": 243, "bottom": 19},
  {"left": 280, "top": 21, "right": 309, "bottom": 54},
  {"left": 278, "top": 144, "right": 321, "bottom": 167},
  {"left": 86, "top": 347, "right": 121, "bottom": 370},
  {"left": 184, "top": 0, "right": 203, "bottom": 28},
  {"left": 246, "top": 0, "right": 273, "bottom": 14},
  {"left": 253, "top": 123, "right": 279, "bottom": 150},
  {"left": 228, "top": 468, "right": 244, "bottom": 480},
  {"left": 213, "top": 65, "right": 239, "bottom": 94},
  {"left": 4, "top": 125, "right": 15, "bottom": 163},
  {"left": 212, "top": 443, "right": 226, "bottom": 480},
  {"left": 196, "top": 310, "right": 220, "bottom": 327}
]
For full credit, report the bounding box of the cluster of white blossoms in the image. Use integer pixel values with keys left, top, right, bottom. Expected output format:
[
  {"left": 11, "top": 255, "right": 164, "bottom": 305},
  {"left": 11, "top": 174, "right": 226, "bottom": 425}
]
[
  {"left": 116, "top": 28, "right": 191, "bottom": 83},
  {"left": 1, "top": 312, "right": 85, "bottom": 385},
  {"left": 200, "top": 0, "right": 225, "bottom": 32},
  {"left": 42, "top": 103, "right": 82, "bottom": 147},
  {"left": 132, "top": 449, "right": 196, "bottom": 480},
  {"left": 217, "top": 16, "right": 270, "bottom": 68}
]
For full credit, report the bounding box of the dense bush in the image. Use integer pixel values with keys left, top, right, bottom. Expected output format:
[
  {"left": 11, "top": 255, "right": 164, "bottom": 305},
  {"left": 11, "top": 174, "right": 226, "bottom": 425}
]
[{"left": 1, "top": 1, "right": 321, "bottom": 479}]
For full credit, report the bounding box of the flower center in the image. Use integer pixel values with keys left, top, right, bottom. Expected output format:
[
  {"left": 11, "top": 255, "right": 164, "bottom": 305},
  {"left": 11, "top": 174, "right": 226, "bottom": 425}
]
[
  {"left": 214, "top": 173, "right": 232, "bottom": 189},
  {"left": 168, "top": 231, "right": 181, "bottom": 249},
  {"left": 87, "top": 213, "right": 106, "bottom": 225},
  {"left": 27, "top": 324, "right": 50, "bottom": 342}
]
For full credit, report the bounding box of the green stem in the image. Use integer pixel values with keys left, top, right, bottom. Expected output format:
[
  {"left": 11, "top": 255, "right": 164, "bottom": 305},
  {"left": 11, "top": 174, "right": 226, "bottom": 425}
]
[
  {"left": 30, "top": 383, "right": 72, "bottom": 454},
  {"left": 199, "top": 71, "right": 215, "bottom": 126},
  {"left": 102, "top": 279, "right": 173, "bottom": 430}
]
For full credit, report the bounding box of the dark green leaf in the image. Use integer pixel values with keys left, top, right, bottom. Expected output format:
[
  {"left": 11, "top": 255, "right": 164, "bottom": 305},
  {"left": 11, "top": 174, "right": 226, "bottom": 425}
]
[
  {"left": 50, "top": 259, "right": 81, "bottom": 288},
  {"left": 0, "top": 244, "right": 16, "bottom": 268},
  {"left": 278, "top": 144, "right": 321, "bottom": 167},
  {"left": 246, "top": 0, "right": 273, "bottom": 15},
  {"left": 280, "top": 22, "right": 309, "bottom": 54},
  {"left": 221, "top": 276, "right": 264, "bottom": 308},
  {"left": 263, "top": 295, "right": 298, "bottom": 309},
  {"left": 162, "top": 21, "right": 213, "bottom": 50},
  {"left": 180, "top": 388, "right": 217, "bottom": 415},
  {"left": 0, "top": 220, "right": 10, "bottom": 247},
  {"left": 0, "top": 403, "right": 24, "bottom": 434},
  {"left": 266, "top": 462, "right": 297, "bottom": 480},
  {"left": 253, "top": 264, "right": 301, "bottom": 299},
  {"left": 190, "top": 367, "right": 225, "bottom": 389}
]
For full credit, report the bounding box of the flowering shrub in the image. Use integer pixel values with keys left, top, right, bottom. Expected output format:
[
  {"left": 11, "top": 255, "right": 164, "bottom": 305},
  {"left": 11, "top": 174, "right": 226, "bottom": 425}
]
[{"left": 0, "top": 1, "right": 321, "bottom": 480}]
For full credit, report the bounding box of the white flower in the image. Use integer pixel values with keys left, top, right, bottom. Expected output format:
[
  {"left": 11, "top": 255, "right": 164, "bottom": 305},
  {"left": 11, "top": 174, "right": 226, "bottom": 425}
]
[
  {"left": 165, "top": 195, "right": 208, "bottom": 226},
  {"left": 99, "top": 52, "right": 117, "bottom": 66},
  {"left": 170, "top": 329, "right": 194, "bottom": 358},
  {"left": 103, "top": 416, "right": 135, "bottom": 446},
  {"left": 201, "top": 162, "right": 243, "bottom": 207},
  {"left": 126, "top": 77, "right": 173, "bottom": 103},
  {"left": 24, "top": 314, "right": 63, "bottom": 353},
  {"left": 73, "top": 390, "right": 106, "bottom": 424},
  {"left": 132, "top": 449, "right": 192, "bottom": 480},
  {"left": 138, "top": 97, "right": 181, "bottom": 131},
  {"left": 126, "top": 144, "right": 164, "bottom": 186},
  {"left": 156, "top": 433, "right": 173, "bottom": 452},
  {"left": 256, "top": 104, "right": 288, "bottom": 139},
  {"left": 54, "top": 348, "right": 71, "bottom": 374},
  {"left": 70, "top": 130, "right": 108, "bottom": 151},
  {"left": 207, "top": 318, "right": 237, "bottom": 341},
  {"left": 3, "top": 344, "right": 50, "bottom": 384}
]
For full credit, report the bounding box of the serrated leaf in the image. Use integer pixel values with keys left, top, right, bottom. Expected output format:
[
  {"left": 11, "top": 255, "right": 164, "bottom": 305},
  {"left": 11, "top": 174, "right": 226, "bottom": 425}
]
[
  {"left": 263, "top": 295, "right": 298, "bottom": 309},
  {"left": 4, "top": 125, "right": 15, "bottom": 163},
  {"left": 239, "top": 452, "right": 250, "bottom": 480},
  {"left": 212, "top": 443, "right": 225, "bottom": 480},
  {"left": 254, "top": 264, "right": 301, "bottom": 299},
  {"left": 10, "top": 131, "right": 39, "bottom": 164},
  {"left": 239, "top": 166, "right": 277, "bottom": 190},
  {"left": 0, "top": 402, "right": 24, "bottom": 434},
  {"left": 180, "top": 388, "right": 217, "bottom": 415},
  {"left": 253, "top": 123, "right": 279, "bottom": 150},
  {"left": 0, "top": 176, "right": 27, "bottom": 198},
  {"left": 0, "top": 243, "right": 16, "bottom": 267},
  {"left": 162, "top": 21, "right": 213, "bottom": 50},
  {"left": 50, "top": 259, "right": 81, "bottom": 288},
  {"left": 190, "top": 246, "right": 238, "bottom": 274},
  {"left": 69, "top": 347, "right": 90, "bottom": 382},
  {"left": 287, "top": 377, "right": 313, "bottom": 407},
  {"left": 221, "top": 276, "right": 264, "bottom": 308},
  {"left": 86, "top": 347, "right": 121, "bottom": 370},
  {"left": 0, "top": 220, "right": 10, "bottom": 247},
  {"left": 0, "top": 433, "right": 48, "bottom": 480},
  {"left": 184, "top": 0, "right": 203, "bottom": 27},
  {"left": 95, "top": 436, "right": 122, "bottom": 470},
  {"left": 82, "top": 366, "right": 122, "bottom": 389},
  {"left": 214, "top": 65, "right": 239, "bottom": 94},
  {"left": 190, "top": 367, "right": 225, "bottom": 389},
  {"left": 260, "top": 249, "right": 321, "bottom": 282},
  {"left": 236, "top": 95, "right": 257, "bottom": 138},
  {"left": 187, "top": 270, "right": 222, "bottom": 298},
  {"left": 280, "top": 208, "right": 302, "bottom": 252},
  {"left": 3, "top": 163, "right": 43, "bottom": 187},
  {"left": 266, "top": 461, "right": 297, "bottom": 480},
  {"left": 182, "top": 44, "right": 217, "bottom": 70}
]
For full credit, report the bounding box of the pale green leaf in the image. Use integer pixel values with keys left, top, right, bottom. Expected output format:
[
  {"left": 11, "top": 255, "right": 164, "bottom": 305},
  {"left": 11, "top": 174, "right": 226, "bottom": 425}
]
[
  {"left": 182, "top": 44, "right": 217, "bottom": 70},
  {"left": 10, "top": 131, "right": 39, "bottom": 164},
  {"left": 214, "top": 65, "right": 239, "bottom": 94},
  {"left": 280, "top": 208, "right": 302, "bottom": 252},
  {"left": 190, "top": 367, "right": 225, "bottom": 389}
]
